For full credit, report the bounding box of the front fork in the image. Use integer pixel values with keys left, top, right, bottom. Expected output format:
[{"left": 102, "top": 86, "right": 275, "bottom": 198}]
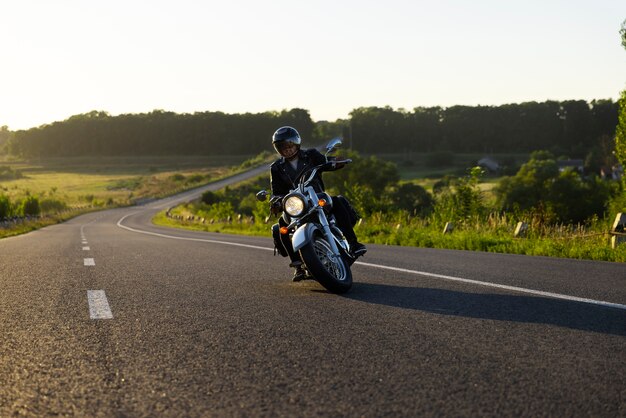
[{"left": 319, "top": 210, "right": 342, "bottom": 256}]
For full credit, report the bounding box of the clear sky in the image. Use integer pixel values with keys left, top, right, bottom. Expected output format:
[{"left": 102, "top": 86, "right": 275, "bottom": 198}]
[{"left": 1, "top": 0, "right": 625, "bottom": 130}]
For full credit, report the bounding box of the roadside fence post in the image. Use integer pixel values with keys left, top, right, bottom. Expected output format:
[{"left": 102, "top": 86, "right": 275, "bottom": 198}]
[
  {"left": 514, "top": 222, "right": 529, "bottom": 238},
  {"left": 610, "top": 213, "right": 626, "bottom": 249}
]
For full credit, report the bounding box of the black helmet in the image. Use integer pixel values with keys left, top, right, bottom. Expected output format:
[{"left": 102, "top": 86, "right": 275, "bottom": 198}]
[{"left": 272, "top": 126, "right": 301, "bottom": 159}]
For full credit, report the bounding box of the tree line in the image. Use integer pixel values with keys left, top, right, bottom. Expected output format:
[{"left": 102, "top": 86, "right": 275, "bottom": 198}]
[
  {"left": 348, "top": 100, "right": 618, "bottom": 155},
  {"left": 4, "top": 109, "right": 314, "bottom": 158},
  {"left": 1, "top": 99, "right": 619, "bottom": 158}
]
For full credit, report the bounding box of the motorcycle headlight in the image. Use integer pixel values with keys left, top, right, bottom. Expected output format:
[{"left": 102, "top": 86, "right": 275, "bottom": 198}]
[{"left": 283, "top": 194, "right": 306, "bottom": 217}]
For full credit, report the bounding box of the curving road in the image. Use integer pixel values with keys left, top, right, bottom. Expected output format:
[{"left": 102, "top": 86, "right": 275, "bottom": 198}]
[{"left": 0, "top": 167, "right": 624, "bottom": 417}]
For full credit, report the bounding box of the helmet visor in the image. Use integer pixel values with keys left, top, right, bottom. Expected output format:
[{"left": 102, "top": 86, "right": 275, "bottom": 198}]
[{"left": 274, "top": 140, "right": 299, "bottom": 158}]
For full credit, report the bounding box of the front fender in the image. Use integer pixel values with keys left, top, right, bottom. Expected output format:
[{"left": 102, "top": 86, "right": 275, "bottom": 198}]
[{"left": 292, "top": 223, "right": 320, "bottom": 253}]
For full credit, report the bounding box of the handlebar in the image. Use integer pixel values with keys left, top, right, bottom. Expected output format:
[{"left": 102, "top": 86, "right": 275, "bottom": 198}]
[{"left": 299, "top": 159, "right": 352, "bottom": 188}]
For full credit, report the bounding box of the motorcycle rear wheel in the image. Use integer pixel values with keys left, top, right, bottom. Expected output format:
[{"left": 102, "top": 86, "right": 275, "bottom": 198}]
[{"left": 300, "top": 233, "right": 352, "bottom": 293}]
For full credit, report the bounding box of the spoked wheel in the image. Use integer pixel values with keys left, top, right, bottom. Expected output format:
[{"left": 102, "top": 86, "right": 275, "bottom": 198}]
[{"left": 300, "top": 233, "right": 352, "bottom": 293}]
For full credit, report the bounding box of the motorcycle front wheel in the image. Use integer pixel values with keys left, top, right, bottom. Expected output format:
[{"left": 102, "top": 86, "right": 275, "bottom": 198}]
[{"left": 300, "top": 232, "right": 352, "bottom": 293}]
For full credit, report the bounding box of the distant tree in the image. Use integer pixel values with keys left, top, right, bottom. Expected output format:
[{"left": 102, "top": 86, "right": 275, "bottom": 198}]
[
  {"left": 311, "top": 119, "right": 347, "bottom": 145},
  {"left": 325, "top": 151, "right": 400, "bottom": 196},
  {"left": 4, "top": 101, "right": 619, "bottom": 158},
  {"left": 0, "top": 126, "right": 10, "bottom": 154},
  {"left": 495, "top": 151, "right": 615, "bottom": 223},
  {"left": 6, "top": 109, "right": 315, "bottom": 158},
  {"left": 584, "top": 135, "right": 616, "bottom": 175},
  {"left": 547, "top": 171, "right": 613, "bottom": 223},
  {"left": 615, "top": 20, "right": 626, "bottom": 191},
  {"left": 615, "top": 86, "right": 626, "bottom": 170},
  {"left": 388, "top": 183, "right": 434, "bottom": 216},
  {"left": 323, "top": 150, "right": 400, "bottom": 215}
]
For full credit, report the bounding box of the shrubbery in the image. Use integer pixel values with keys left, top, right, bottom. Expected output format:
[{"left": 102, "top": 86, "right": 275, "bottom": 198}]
[
  {"left": 189, "top": 149, "right": 620, "bottom": 230},
  {"left": 0, "top": 194, "right": 72, "bottom": 219},
  {"left": 20, "top": 196, "right": 41, "bottom": 216},
  {"left": 433, "top": 166, "right": 486, "bottom": 225},
  {"left": 495, "top": 151, "right": 618, "bottom": 223},
  {"left": 0, "top": 195, "right": 11, "bottom": 219}
]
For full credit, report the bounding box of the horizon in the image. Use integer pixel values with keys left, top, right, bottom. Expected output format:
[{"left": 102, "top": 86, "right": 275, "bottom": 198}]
[
  {"left": 1, "top": 0, "right": 625, "bottom": 130},
  {"left": 1, "top": 96, "right": 620, "bottom": 132}
]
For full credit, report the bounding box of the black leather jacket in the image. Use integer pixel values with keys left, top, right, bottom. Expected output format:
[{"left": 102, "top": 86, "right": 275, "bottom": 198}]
[{"left": 270, "top": 148, "right": 335, "bottom": 198}]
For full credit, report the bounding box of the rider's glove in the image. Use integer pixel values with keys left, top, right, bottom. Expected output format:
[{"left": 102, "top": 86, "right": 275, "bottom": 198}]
[{"left": 269, "top": 196, "right": 283, "bottom": 216}]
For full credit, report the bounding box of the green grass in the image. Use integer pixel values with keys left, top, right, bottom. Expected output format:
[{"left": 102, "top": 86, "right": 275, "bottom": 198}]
[
  {"left": 151, "top": 163, "right": 626, "bottom": 263},
  {"left": 0, "top": 208, "right": 100, "bottom": 238},
  {"left": 153, "top": 211, "right": 271, "bottom": 238},
  {"left": 154, "top": 208, "right": 626, "bottom": 262},
  {"left": 0, "top": 155, "right": 266, "bottom": 238},
  {"left": 0, "top": 155, "right": 261, "bottom": 205},
  {"left": 354, "top": 215, "right": 625, "bottom": 262}
]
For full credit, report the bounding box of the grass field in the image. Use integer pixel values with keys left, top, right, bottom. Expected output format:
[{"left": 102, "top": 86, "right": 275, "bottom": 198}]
[
  {"left": 0, "top": 155, "right": 254, "bottom": 206},
  {"left": 0, "top": 155, "right": 262, "bottom": 238}
]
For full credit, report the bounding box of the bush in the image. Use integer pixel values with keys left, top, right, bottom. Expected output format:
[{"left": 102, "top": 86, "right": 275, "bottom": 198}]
[
  {"left": 324, "top": 151, "right": 400, "bottom": 215},
  {"left": 0, "top": 194, "right": 11, "bottom": 219},
  {"left": 201, "top": 190, "right": 220, "bottom": 205},
  {"left": 433, "top": 167, "right": 486, "bottom": 224},
  {"left": 201, "top": 201, "right": 234, "bottom": 220},
  {"left": 388, "top": 183, "right": 434, "bottom": 216},
  {"left": 325, "top": 151, "right": 400, "bottom": 196},
  {"left": 20, "top": 196, "right": 40, "bottom": 216},
  {"left": 169, "top": 173, "right": 186, "bottom": 182},
  {"left": 495, "top": 151, "right": 619, "bottom": 223}
]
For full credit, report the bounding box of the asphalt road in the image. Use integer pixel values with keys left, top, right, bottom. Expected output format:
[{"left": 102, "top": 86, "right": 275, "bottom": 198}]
[{"left": 1, "top": 168, "right": 625, "bottom": 417}]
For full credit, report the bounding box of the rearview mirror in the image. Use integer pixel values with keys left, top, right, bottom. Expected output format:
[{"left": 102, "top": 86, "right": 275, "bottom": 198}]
[
  {"left": 256, "top": 190, "right": 268, "bottom": 202},
  {"left": 325, "top": 138, "right": 343, "bottom": 155}
]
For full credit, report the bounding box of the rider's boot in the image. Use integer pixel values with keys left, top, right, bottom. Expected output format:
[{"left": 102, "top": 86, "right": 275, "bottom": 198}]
[
  {"left": 289, "top": 260, "right": 308, "bottom": 282},
  {"left": 292, "top": 266, "right": 308, "bottom": 282},
  {"left": 350, "top": 241, "right": 367, "bottom": 257}
]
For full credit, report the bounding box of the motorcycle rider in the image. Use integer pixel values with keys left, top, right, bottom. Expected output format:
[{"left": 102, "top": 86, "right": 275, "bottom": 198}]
[{"left": 269, "top": 126, "right": 366, "bottom": 282}]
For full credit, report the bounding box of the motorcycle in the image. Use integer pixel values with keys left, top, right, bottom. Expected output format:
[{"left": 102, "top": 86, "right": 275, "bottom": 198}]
[{"left": 256, "top": 138, "right": 356, "bottom": 293}]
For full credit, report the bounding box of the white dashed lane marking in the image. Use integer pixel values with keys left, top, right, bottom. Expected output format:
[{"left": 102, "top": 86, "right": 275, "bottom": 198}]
[
  {"left": 84, "top": 258, "right": 95, "bottom": 266},
  {"left": 82, "top": 246, "right": 90, "bottom": 251},
  {"left": 87, "top": 290, "right": 113, "bottom": 319}
]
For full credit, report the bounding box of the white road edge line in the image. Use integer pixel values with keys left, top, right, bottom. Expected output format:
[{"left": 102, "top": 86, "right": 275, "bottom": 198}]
[
  {"left": 117, "top": 212, "right": 626, "bottom": 311},
  {"left": 87, "top": 290, "right": 113, "bottom": 319},
  {"left": 117, "top": 212, "right": 275, "bottom": 252},
  {"left": 355, "top": 261, "right": 626, "bottom": 311}
]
